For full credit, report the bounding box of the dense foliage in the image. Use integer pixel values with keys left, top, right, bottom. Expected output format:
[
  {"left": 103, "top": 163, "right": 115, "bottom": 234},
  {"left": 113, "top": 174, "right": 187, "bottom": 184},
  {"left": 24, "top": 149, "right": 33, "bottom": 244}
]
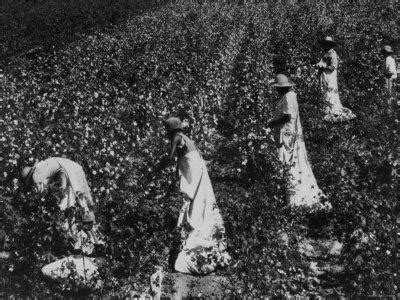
[
  {"left": 0, "top": 0, "right": 171, "bottom": 61},
  {"left": 1, "top": 0, "right": 399, "bottom": 297}
]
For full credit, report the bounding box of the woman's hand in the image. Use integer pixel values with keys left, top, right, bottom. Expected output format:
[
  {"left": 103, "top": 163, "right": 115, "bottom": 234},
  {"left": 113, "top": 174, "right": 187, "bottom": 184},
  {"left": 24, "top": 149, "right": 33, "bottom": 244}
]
[
  {"left": 316, "top": 61, "right": 327, "bottom": 69},
  {"left": 263, "top": 127, "right": 272, "bottom": 135},
  {"left": 268, "top": 114, "right": 290, "bottom": 128},
  {"left": 34, "top": 182, "right": 46, "bottom": 193}
]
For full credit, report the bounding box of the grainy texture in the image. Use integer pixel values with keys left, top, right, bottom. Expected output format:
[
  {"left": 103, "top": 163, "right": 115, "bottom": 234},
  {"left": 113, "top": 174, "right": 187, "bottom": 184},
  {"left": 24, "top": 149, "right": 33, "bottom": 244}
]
[{"left": 1, "top": 0, "right": 399, "bottom": 297}]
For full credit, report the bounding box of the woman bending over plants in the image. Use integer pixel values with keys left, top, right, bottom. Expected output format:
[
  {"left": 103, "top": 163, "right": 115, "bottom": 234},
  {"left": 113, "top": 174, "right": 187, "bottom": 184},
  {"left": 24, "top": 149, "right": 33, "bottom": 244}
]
[
  {"left": 20, "top": 157, "right": 93, "bottom": 212},
  {"left": 159, "top": 117, "right": 230, "bottom": 275}
]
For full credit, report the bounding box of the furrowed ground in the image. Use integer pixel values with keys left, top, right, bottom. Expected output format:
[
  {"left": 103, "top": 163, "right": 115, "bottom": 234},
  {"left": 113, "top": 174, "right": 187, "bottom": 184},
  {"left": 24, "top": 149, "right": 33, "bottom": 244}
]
[{"left": 1, "top": 1, "right": 400, "bottom": 297}]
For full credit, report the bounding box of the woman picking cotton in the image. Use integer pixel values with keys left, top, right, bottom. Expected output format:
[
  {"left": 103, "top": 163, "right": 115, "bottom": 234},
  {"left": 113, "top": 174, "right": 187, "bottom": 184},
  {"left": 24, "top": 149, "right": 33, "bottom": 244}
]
[
  {"left": 266, "top": 74, "right": 330, "bottom": 210},
  {"left": 21, "top": 157, "right": 94, "bottom": 212},
  {"left": 381, "top": 45, "right": 397, "bottom": 113},
  {"left": 316, "top": 36, "right": 356, "bottom": 122},
  {"left": 160, "top": 117, "right": 230, "bottom": 275}
]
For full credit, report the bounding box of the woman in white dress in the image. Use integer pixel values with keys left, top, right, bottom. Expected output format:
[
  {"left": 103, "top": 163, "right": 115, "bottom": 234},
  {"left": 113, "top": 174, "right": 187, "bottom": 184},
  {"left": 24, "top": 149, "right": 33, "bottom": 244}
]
[
  {"left": 381, "top": 45, "right": 397, "bottom": 112},
  {"left": 162, "top": 117, "right": 230, "bottom": 275},
  {"left": 267, "top": 74, "right": 330, "bottom": 209},
  {"left": 21, "top": 157, "right": 93, "bottom": 212},
  {"left": 316, "top": 36, "right": 356, "bottom": 122}
]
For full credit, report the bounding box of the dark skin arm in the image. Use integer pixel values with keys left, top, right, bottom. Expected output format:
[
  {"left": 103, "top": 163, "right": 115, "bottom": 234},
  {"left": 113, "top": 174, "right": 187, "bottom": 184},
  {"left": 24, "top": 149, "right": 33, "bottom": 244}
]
[
  {"left": 155, "top": 134, "right": 182, "bottom": 172},
  {"left": 71, "top": 248, "right": 83, "bottom": 255},
  {"left": 267, "top": 114, "right": 291, "bottom": 128},
  {"left": 266, "top": 114, "right": 291, "bottom": 148},
  {"left": 168, "top": 134, "right": 182, "bottom": 160}
]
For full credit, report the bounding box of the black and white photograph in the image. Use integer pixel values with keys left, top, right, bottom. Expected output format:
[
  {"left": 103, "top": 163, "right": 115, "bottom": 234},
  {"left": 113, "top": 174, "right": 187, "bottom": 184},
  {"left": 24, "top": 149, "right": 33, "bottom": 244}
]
[{"left": 1, "top": 0, "right": 399, "bottom": 298}]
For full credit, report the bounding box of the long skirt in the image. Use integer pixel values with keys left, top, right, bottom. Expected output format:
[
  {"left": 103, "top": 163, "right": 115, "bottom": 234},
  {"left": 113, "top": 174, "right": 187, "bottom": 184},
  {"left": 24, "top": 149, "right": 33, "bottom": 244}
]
[
  {"left": 323, "top": 90, "right": 356, "bottom": 122},
  {"left": 279, "top": 137, "right": 326, "bottom": 207},
  {"left": 42, "top": 256, "right": 100, "bottom": 286},
  {"left": 174, "top": 151, "right": 230, "bottom": 275},
  {"left": 384, "top": 78, "right": 396, "bottom": 109},
  {"left": 320, "top": 73, "right": 355, "bottom": 122}
]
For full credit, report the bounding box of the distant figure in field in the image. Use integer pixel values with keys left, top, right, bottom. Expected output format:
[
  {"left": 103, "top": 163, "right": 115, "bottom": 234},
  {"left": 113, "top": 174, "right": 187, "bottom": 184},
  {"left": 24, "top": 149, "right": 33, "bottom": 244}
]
[
  {"left": 316, "top": 36, "right": 356, "bottom": 122},
  {"left": 21, "top": 157, "right": 93, "bottom": 212},
  {"left": 381, "top": 45, "right": 397, "bottom": 112},
  {"left": 266, "top": 74, "right": 330, "bottom": 209},
  {"left": 41, "top": 211, "right": 105, "bottom": 287},
  {"left": 161, "top": 117, "right": 230, "bottom": 275}
]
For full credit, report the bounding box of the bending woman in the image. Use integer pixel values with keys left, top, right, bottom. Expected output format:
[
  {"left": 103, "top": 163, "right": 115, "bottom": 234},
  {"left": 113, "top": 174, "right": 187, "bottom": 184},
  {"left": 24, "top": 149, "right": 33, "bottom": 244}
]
[
  {"left": 162, "top": 117, "right": 230, "bottom": 275},
  {"left": 21, "top": 157, "right": 93, "bottom": 211}
]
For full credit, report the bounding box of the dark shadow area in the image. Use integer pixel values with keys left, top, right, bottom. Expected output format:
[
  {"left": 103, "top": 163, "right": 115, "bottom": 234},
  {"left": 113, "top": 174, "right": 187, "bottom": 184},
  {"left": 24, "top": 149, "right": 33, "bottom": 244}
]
[{"left": 0, "top": 0, "right": 173, "bottom": 63}]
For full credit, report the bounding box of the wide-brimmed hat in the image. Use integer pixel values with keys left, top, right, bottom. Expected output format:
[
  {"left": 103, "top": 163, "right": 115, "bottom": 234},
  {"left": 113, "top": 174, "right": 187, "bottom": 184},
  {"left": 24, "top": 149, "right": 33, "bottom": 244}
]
[
  {"left": 272, "top": 74, "right": 294, "bottom": 88},
  {"left": 318, "top": 36, "right": 336, "bottom": 48},
  {"left": 381, "top": 45, "right": 393, "bottom": 54},
  {"left": 82, "top": 211, "right": 96, "bottom": 223},
  {"left": 164, "top": 117, "right": 183, "bottom": 132}
]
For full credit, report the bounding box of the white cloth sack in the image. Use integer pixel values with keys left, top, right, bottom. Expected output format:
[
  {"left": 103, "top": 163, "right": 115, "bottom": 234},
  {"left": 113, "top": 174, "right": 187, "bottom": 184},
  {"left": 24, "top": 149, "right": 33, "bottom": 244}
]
[{"left": 42, "top": 256, "right": 98, "bottom": 283}]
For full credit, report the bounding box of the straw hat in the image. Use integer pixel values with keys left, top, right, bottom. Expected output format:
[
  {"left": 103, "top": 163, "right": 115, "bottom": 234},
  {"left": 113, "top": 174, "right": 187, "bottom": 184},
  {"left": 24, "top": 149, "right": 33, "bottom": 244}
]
[
  {"left": 272, "top": 74, "right": 294, "bottom": 87},
  {"left": 164, "top": 117, "right": 183, "bottom": 132},
  {"left": 319, "top": 36, "right": 336, "bottom": 48},
  {"left": 381, "top": 45, "right": 393, "bottom": 54},
  {"left": 82, "top": 211, "right": 96, "bottom": 223}
]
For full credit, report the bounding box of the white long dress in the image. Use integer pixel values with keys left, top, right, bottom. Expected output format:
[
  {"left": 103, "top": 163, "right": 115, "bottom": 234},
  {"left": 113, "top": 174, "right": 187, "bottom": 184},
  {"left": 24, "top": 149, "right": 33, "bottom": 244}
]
[
  {"left": 318, "top": 49, "right": 355, "bottom": 122},
  {"left": 382, "top": 55, "right": 397, "bottom": 106},
  {"left": 174, "top": 134, "right": 230, "bottom": 275},
  {"left": 273, "top": 91, "right": 325, "bottom": 207},
  {"left": 31, "top": 157, "right": 93, "bottom": 211}
]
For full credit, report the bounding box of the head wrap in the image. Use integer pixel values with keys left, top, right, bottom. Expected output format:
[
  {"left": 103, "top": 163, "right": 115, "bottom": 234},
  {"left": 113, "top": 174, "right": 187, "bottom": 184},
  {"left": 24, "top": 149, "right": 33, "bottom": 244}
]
[{"left": 164, "top": 117, "right": 183, "bottom": 132}]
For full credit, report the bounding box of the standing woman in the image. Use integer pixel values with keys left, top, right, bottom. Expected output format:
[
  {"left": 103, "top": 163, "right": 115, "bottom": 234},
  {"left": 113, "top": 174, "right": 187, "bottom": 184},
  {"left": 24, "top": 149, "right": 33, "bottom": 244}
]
[
  {"left": 162, "top": 117, "right": 230, "bottom": 275},
  {"left": 267, "top": 75, "right": 329, "bottom": 208},
  {"left": 316, "top": 36, "right": 355, "bottom": 122},
  {"left": 381, "top": 45, "right": 397, "bottom": 112}
]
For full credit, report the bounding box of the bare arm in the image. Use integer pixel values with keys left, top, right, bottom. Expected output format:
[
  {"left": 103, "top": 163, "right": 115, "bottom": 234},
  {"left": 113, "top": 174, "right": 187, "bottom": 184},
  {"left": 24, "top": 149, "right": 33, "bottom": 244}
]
[
  {"left": 155, "top": 135, "right": 182, "bottom": 172},
  {"left": 267, "top": 114, "right": 290, "bottom": 128},
  {"left": 168, "top": 135, "right": 181, "bottom": 160}
]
